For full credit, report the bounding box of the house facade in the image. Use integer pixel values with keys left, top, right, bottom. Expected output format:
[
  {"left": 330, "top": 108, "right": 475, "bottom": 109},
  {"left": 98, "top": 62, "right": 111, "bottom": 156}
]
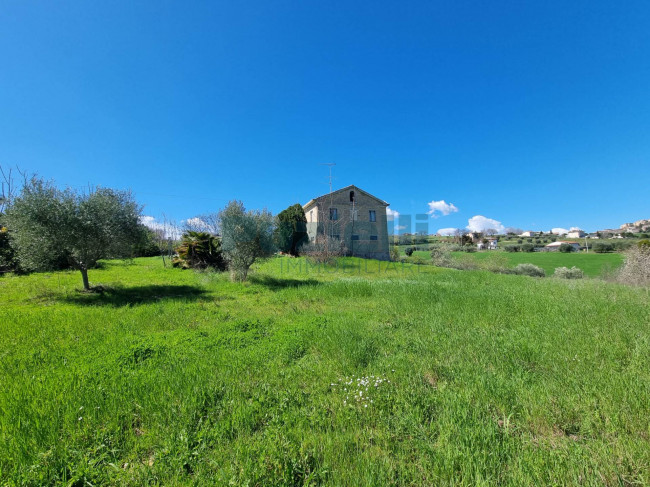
[
  {"left": 303, "top": 185, "right": 391, "bottom": 260},
  {"left": 477, "top": 238, "right": 498, "bottom": 250}
]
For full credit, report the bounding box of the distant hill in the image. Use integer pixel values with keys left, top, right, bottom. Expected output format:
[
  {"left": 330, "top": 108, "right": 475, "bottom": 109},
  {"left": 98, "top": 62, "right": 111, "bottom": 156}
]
[{"left": 619, "top": 219, "right": 650, "bottom": 233}]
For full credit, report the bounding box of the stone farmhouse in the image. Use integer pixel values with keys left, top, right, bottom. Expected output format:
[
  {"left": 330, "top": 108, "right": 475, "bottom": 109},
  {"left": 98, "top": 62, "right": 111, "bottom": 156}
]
[{"left": 303, "top": 185, "right": 391, "bottom": 260}]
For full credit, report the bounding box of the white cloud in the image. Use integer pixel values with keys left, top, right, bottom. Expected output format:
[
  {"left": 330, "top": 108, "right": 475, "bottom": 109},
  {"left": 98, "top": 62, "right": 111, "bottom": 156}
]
[
  {"left": 552, "top": 227, "right": 569, "bottom": 235},
  {"left": 427, "top": 200, "right": 459, "bottom": 218},
  {"left": 183, "top": 217, "right": 212, "bottom": 232},
  {"left": 386, "top": 207, "right": 399, "bottom": 220},
  {"left": 437, "top": 227, "right": 458, "bottom": 236},
  {"left": 466, "top": 215, "right": 505, "bottom": 234},
  {"left": 140, "top": 215, "right": 181, "bottom": 239},
  {"left": 141, "top": 215, "right": 156, "bottom": 226},
  {"left": 184, "top": 217, "right": 206, "bottom": 227}
]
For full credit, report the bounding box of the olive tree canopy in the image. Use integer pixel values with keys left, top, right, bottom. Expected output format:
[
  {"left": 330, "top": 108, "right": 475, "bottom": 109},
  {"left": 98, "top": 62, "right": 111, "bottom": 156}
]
[
  {"left": 219, "top": 200, "right": 274, "bottom": 281},
  {"left": 6, "top": 178, "right": 142, "bottom": 289}
]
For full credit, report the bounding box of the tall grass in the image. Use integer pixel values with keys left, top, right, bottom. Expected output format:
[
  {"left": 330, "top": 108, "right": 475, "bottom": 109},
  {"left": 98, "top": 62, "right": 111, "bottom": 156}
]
[{"left": 1, "top": 257, "right": 648, "bottom": 485}]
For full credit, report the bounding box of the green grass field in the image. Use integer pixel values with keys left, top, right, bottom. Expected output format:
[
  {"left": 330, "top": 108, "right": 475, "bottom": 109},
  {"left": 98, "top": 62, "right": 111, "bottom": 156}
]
[
  {"left": 1, "top": 257, "right": 649, "bottom": 485},
  {"left": 405, "top": 250, "right": 623, "bottom": 278}
]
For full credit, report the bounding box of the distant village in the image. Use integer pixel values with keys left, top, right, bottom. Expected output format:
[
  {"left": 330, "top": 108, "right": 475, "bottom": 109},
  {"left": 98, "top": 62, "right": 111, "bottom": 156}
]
[{"left": 396, "top": 218, "right": 650, "bottom": 253}]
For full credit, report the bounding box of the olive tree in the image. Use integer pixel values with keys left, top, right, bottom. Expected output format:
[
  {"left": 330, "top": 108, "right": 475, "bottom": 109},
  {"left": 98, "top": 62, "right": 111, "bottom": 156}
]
[
  {"left": 219, "top": 200, "right": 274, "bottom": 281},
  {"left": 6, "top": 178, "right": 142, "bottom": 290}
]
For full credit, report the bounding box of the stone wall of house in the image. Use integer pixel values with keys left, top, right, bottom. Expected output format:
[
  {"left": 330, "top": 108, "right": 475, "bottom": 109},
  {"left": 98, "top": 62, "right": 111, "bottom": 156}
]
[{"left": 304, "top": 187, "right": 390, "bottom": 260}]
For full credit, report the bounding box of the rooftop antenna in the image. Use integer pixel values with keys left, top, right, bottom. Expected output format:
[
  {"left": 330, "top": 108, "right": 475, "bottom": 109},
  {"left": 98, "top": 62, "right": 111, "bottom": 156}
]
[{"left": 320, "top": 163, "right": 336, "bottom": 194}]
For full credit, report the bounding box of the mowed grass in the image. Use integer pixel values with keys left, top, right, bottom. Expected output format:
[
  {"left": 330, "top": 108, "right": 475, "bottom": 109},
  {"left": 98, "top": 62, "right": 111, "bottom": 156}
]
[
  {"left": 1, "top": 257, "right": 649, "bottom": 485},
  {"left": 406, "top": 250, "right": 623, "bottom": 277}
]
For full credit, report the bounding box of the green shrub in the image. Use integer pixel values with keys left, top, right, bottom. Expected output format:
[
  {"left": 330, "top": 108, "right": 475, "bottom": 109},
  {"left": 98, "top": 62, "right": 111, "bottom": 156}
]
[
  {"left": 133, "top": 225, "right": 162, "bottom": 258},
  {"left": 504, "top": 245, "right": 520, "bottom": 253},
  {"left": 611, "top": 240, "right": 633, "bottom": 251},
  {"left": 462, "top": 245, "right": 477, "bottom": 253},
  {"left": 559, "top": 243, "right": 575, "bottom": 253},
  {"left": 405, "top": 246, "right": 416, "bottom": 257},
  {"left": 510, "top": 263, "right": 545, "bottom": 277},
  {"left": 593, "top": 242, "right": 614, "bottom": 253},
  {"left": 554, "top": 266, "right": 584, "bottom": 279},
  {"left": 390, "top": 246, "right": 400, "bottom": 262},
  {"left": 517, "top": 239, "right": 523, "bottom": 244},
  {"left": 431, "top": 248, "right": 454, "bottom": 268},
  {"left": 520, "top": 243, "right": 535, "bottom": 252}
]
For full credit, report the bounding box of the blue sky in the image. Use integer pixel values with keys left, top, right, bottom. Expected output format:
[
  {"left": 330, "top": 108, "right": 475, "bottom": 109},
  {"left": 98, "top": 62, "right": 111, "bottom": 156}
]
[{"left": 1, "top": 1, "right": 649, "bottom": 233}]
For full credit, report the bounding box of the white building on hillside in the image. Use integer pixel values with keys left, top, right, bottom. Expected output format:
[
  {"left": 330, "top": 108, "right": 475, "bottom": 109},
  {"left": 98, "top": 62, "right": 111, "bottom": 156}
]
[
  {"left": 477, "top": 238, "right": 498, "bottom": 250},
  {"left": 545, "top": 241, "right": 581, "bottom": 252}
]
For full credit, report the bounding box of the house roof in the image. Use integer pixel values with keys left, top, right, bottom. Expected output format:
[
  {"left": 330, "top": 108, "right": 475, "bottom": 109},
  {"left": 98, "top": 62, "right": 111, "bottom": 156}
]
[
  {"left": 546, "top": 241, "right": 580, "bottom": 247},
  {"left": 303, "top": 185, "right": 389, "bottom": 209}
]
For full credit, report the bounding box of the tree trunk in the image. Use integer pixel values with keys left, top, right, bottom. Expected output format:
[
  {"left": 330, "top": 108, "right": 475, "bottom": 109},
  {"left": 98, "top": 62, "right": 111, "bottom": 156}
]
[{"left": 80, "top": 267, "right": 90, "bottom": 290}]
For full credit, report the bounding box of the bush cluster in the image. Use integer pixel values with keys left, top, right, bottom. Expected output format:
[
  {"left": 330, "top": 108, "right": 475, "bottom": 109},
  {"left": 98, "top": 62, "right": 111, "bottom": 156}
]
[
  {"left": 504, "top": 244, "right": 537, "bottom": 253},
  {"left": 593, "top": 242, "right": 614, "bottom": 253},
  {"left": 554, "top": 266, "right": 584, "bottom": 279},
  {"left": 508, "top": 263, "right": 546, "bottom": 277}
]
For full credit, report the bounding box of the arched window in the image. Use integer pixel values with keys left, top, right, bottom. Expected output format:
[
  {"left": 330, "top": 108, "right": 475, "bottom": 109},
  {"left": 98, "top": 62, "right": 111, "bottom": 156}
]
[{"left": 349, "top": 191, "right": 355, "bottom": 202}]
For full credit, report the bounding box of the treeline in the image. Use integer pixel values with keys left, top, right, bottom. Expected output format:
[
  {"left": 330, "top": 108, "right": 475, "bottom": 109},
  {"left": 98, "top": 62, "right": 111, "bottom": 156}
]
[{"left": 0, "top": 168, "right": 310, "bottom": 288}]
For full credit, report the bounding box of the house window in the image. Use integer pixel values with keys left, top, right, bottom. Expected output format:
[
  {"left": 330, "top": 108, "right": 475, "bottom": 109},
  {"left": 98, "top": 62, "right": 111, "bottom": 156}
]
[
  {"left": 370, "top": 235, "right": 378, "bottom": 241},
  {"left": 351, "top": 235, "right": 360, "bottom": 241},
  {"left": 329, "top": 208, "right": 338, "bottom": 220},
  {"left": 369, "top": 210, "right": 376, "bottom": 222},
  {"left": 349, "top": 191, "right": 355, "bottom": 202}
]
